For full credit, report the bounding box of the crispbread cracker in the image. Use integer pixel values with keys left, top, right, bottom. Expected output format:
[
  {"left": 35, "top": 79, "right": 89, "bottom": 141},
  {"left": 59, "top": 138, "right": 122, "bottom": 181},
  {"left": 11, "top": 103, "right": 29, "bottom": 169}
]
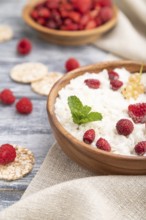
[
  {"left": 31, "top": 72, "right": 62, "bottom": 96},
  {"left": 0, "top": 25, "right": 13, "bottom": 42},
  {"left": 0, "top": 145, "right": 35, "bottom": 181},
  {"left": 10, "top": 62, "right": 48, "bottom": 83}
]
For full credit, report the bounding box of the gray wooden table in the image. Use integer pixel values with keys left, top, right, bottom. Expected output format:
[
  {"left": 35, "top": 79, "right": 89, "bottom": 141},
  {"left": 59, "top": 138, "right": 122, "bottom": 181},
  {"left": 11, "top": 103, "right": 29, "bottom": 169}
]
[{"left": 0, "top": 0, "right": 107, "bottom": 211}]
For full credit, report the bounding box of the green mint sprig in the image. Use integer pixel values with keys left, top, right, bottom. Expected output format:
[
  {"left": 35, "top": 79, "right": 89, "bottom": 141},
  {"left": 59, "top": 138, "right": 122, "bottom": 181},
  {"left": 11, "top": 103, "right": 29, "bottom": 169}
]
[{"left": 68, "top": 96, "right": 103, "bottom": 125}]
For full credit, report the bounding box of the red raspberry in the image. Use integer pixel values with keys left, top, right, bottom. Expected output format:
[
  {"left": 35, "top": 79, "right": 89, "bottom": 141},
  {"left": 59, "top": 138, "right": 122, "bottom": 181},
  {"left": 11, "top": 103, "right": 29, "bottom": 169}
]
[
  {"left": 128, "top": 103, "right": 146, "bottom": 124},
  {"left": 94, "top": 0, "right": 112, "bottom": 7},
  {"left": 16, "top": 98, "right": 33, "bottom": 115},
  {"left": 65, "top": 58, "right": 80, "bottom": 71},
  {"left": 83, "top": 129, "right": 95, "bottom": 144},
  {"left": 0, "top": 144, "right": 16, "bottom": 165},
  {"left": 17, "top": 38, "right": 32, "bottom": 55},
  {"left": 116, "top": 119, "right": 134, "bottom": 136},
  {"left": 96, "top": 138, "right": 111, "bottom": 152},
  {"left": 0, "top": 89, "right": 15, "bottom": 105},
  {"left": 38, "top": 7, "right": 50, "bottom": 19},
  {"left": 84, "top": 79, "right": 100, "bottom": 89},
  {"left": 108, "top": 70, "right": 119, "bottom": 80},
  {"left": 71, "top": 0, "right": 92, "bottom": 13},
  {"left": 85, "top": 20, "right": 97, "bottom": 29},
  {"left": 30, "top": 10, "right": 39, "bottom": 20},
  {"left": 110, "top": 79, "right": 123, "bottom": 90},
  {"left": 134, "top": 141, "right": 146, "bottom": 156},
  {"left": 99, "top": 7, "right": 113, "bottom": 23}
]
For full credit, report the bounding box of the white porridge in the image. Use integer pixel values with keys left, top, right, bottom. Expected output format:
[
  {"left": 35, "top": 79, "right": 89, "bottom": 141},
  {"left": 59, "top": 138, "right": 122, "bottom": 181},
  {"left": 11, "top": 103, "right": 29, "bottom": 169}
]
[{"left": 55, "top": 68, "right": 146, "bottom": 156}]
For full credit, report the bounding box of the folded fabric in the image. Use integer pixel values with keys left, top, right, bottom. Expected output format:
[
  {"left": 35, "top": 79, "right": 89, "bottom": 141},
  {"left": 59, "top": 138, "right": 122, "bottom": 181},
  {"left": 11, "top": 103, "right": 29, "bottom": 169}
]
[{"left": 0, "top": 143, "right": 146, "bottom": 220}]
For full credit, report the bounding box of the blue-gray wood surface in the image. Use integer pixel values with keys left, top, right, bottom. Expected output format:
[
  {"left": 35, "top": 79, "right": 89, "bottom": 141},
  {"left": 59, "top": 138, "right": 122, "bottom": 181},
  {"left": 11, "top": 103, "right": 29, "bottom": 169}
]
[{"left": 0, "top": 0, "right": 107, "bottom": 211}]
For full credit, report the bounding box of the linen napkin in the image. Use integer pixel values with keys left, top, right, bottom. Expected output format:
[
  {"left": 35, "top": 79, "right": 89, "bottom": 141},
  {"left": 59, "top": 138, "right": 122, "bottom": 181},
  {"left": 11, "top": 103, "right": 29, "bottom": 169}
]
[{"left": 1, "top": 143, "right": 146, "bottom": 220}]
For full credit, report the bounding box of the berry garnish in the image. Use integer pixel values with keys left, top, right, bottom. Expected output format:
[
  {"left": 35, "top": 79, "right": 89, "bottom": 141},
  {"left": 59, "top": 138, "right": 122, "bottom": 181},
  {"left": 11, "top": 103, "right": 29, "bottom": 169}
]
[
  {"left": 110, "top": 79, "right": 123, "bottom": 90},
  {"left": 84, "top": 79, "right": 100, "bottom": 89},
  {"left": 16, "top": 98, "right": 33, "bottom": 114},
  {"left": 134, "top": 141, "right": 146, "bottom": 156},
  {"left": 83, "top": 129, "right": 95, "bottom": 144},
  {"left": 65, "top": 58, "right": 80, "bottom": 72},
  {"left": 108, "top": 70, "right": 119, "bottom": 80},
  {"left": 0, "top": 89, "right": 15, "bottom": 105},
  {"left": 128, "top": 103, "right": 146, "bottom": 124},
  {"left": 99, "top": 7, "right": 113, "bottom": 23},
  {"left": 116, "top": 119, "right": 134, "bottom": 136},
  {"left": 96, "top": 138, "right": 111, "bottom": 152},
  {"left": 0, "top": 144, "right": 16, "bottom": 165},
  {"left": 17, "top": 38, "right": 32, "bottom": 55}
]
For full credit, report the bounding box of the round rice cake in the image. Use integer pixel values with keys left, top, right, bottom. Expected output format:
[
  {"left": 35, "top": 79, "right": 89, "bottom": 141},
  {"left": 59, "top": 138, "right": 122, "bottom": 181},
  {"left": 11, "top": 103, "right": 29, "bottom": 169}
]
[
  {"left": 0, "top": 25, "right": 13, "bottom": 42},
  {"left": 0, "top": 145, "right": 35, "bottom": 181},
  {"left": 31, "top": 72, "right": 62, "bottom": 96},
  {"left": 10, "top": 62, "right": 48, "bottom": 83}
]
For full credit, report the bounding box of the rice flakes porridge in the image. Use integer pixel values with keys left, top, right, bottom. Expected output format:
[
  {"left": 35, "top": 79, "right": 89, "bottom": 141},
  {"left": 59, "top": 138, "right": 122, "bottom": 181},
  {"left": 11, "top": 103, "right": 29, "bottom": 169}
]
[{"left": 55, "top": 68, "right": 146, "bottom": 156}]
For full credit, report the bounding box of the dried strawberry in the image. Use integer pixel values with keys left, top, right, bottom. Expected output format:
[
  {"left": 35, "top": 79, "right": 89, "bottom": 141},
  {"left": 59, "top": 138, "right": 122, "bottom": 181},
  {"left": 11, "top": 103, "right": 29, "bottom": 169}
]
[
  {"left": 30, "top": 10, "right": 39, "bottom": 20},
  {"left": 134, "top": 141, "right": 146, "bottom": 156},
  {"left": 46, "top": 20, "right": 58, "bottom": 29},
  {"left": 110, "top": 79, "right": 123, "bottom": 91},
  {"left": 80, "top": 14, "right": 91, "bottom": 27},
  {"left": 94, "top": 0, "right": 112, "bottom": 7},
  {"left": 37, "top": 18, "right": 46, "bottom": 26},
  {"left": 68, "top": 12, "right": 81, "bottom": 23},
  {"left": 128, "top": 103, "right": 146, "bottom": 124},
  {"left": 38, "top": 7, "right": 50, "bottom": 19},
  {"left": 85, "top": 20, "right": 97, "bottom": 29},
  {"left": 83, "top": 129, "right": 95, "bottom": 144},
  {"left": 116, "top": 119, "right": 134, "bottom": 136},
  {"left": 65, "top": 58, "right": 80, "bottom": 71},
  {"left": 99, "top": 7, "right": 113, "bottom": 23},
  {"left": 45, "top": 0, "right": 60, "bottom": 9},
  {"left": 0, "top": 144, "right": 16, "bottom": 165},
  {"left": 108, "top": 70, "right": 119, "bottom": 80},
  {"left": 96, "top": 138, "right": 111, "bottom": 152},
  {"left": 84, "top": 79, "right": 100, "bottom": 89}
]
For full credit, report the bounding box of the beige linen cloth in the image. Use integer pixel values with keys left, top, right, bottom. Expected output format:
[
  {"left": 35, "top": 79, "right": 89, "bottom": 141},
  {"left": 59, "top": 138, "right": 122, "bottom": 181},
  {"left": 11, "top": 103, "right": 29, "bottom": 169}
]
[{"left": 0, "top": 1, "right": 146, "bottom": 219}]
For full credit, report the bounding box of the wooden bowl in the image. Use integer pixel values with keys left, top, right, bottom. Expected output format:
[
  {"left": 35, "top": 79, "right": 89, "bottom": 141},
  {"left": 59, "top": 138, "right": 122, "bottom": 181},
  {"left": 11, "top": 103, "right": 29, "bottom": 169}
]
[
  {"left": 22, "top": 2, "right": 118, "bottom": 46},
  {"left": 47, "top": 60, "right": 146, "bottom": 175}
]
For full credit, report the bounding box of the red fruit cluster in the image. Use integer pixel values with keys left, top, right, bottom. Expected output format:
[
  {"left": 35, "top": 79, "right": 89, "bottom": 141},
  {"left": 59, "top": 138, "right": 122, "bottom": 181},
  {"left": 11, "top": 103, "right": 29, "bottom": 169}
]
[
  {"left": 65, "top": 57, "right": 80, "bottom": 71},
  {"left": 84, "top": 79, "right": 100, "bottom": 89},
  {"left": 134, "top": 141, "right": 146, "bottom": 156},
  {"left": 17, "top": 38, "right": 32, "bottom": 55},
  {"left": 0, "top": 144, "right": 16, "bottom": 165},
  {"left": 83, "top": 129, "right": 111, "bottom": 152},
  {"left": 0, "top": 89, "right": 15, "bottom": 105},
  {"left": 128, "top": 103, "right": 146, "bottom": 124},
  {"left": 116, "top": 119, "right": 134, "bottom": 136},
  {"left": 30, "top": 0, "right": 113, "bottom": 31}
]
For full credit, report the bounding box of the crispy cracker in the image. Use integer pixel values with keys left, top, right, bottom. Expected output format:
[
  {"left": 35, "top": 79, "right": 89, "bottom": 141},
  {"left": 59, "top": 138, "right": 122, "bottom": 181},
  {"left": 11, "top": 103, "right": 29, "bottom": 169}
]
[
  {"left": 0, "top": 145, "right": 35, "bottom": 181},
  {"left": 10, "top": 62, "right": 48, "bottom": 83},
  {"left": 0, "top": 25, "right": 13, "bottom": 42},
  {"left": 31, "top": 72, "right": 62, "bottom": 96}
]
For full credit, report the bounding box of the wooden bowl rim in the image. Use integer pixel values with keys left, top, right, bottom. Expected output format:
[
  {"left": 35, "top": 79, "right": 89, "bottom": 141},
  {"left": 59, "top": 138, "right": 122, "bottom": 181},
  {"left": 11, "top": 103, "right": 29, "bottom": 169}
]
[
  {"left": 22, "top": 3, "right": 118, "bottom": 37},
  {"left": 47, "top": 60, "right": 146, "bottom": 161}
]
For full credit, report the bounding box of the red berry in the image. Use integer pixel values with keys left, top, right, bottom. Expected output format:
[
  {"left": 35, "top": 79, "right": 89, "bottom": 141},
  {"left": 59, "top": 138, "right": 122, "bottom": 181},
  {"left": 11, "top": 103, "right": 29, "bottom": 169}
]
[
  {"left": 71, "top": 0, "right": 92, "bottom": 13},
  {"left": 30, "top": 10, "right": 39, "bottom": 20},
  {"left": 85, "top": 20, "right": 97, "bottom": 29},
  {"left": 95, "top": 0, "right": 112, "bottom": 7},
  {"left": 96, "top": 138, "right": 111, "bottom": 152},
  {"left": 110, "top": 79, "right": 123, "bottom": 90},
  {"left": 128, "top": 103, "right": 146, "bottom": 124},
  {"left": 68, "top": 12, "right": 81, "bottom": 23},
  {"left": 116, "top": 119, "right": 134, "bottom": 136},
  {"left": 80, "top": 14, "right": 91, "bottom": 27},
  {"left": 16, "top": 98, "right": 33, "bottom": 115},
  {"left": 17, "top": 38, "right": 32, "bottom": 55},
  {"left": 46, "top": 20, "right": 58, "bottom": 29},
  {"left": 0, "top": 89, "right": 15, "bottom": 105},
  {"left": 134, "top": 141, "right": 146, "bottom": 156},
  {"left": 83, "top": 129, "right": 95, "bottom": 144},
  {"left": 0, "top": 144, "right": 16, "bottom": 165},
  {"left": 37, "top": 18, "right": 46, "bottom": 26},
  {"left": 45, "top": 0, "right": 60, "bottom": 9},
  {"left": 84, "top": 79, "right": 100, "bottom": 89},
  {"left": 38, "top": 7, "right": 50, "bottom": 19},
  {"left": 65, "top": 58, "right": 80, "bottom": 71},
  {"left": 108, "top": 70, "right": 119, "bottom": 80},
  {"left": 99, "top": 7, "right": 113, "bottom": 23}
]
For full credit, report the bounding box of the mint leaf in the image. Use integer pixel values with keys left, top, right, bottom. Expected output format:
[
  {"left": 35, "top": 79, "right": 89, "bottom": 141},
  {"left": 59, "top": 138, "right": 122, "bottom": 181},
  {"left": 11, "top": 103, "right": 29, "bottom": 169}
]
[{"left": 68, "top": 96, "right": 103, "bottom": 125}]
